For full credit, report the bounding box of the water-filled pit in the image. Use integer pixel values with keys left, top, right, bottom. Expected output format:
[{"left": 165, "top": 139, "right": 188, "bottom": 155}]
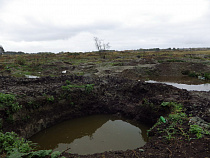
[
  {"left": 144, "top": 76, "right": 210, "bottom": 91},
  {"left": 30, "top": 115, "right": 151, "bottom": 155}
]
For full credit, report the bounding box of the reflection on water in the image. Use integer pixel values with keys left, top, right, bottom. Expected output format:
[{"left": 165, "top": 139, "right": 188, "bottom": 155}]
[
  {"left": 25, "top": 75, "right": 40, "bottom": 78},
  {"left": 146, "top": 79, "right": 210, "bottom": 91},
  {"left": 30, "top": 115, "right": 150, "bottom": 155}
]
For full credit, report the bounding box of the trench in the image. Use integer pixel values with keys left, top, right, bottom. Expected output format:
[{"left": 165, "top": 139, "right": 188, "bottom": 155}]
[{"left": 30, "top": 115, "right": 151, "bottom": 155}]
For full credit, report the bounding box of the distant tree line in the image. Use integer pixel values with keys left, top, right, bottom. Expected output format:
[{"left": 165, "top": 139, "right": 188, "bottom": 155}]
[
  {"left": 1, "top": 43, "right": 210, "bottom": 55},
  {"left": 137, "top": 47, "right": 210, "bottom": 52},
  {"left": 0, "top": 45, "right": 26, "bottom": 55}
]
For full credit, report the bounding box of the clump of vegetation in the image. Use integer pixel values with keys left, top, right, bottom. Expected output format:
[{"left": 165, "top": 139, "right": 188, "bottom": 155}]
[
  {"left": 161, "top": 101, "right": 183, "bottom": 113},
  {"left": 166, "top": 59, "right": 185, "bottom": 62},
  {"left": 15, "top": 57, "right": 26, "bottom": 65},
  {"left": 181, "top": 70, "right": 210, "bottom": 80},
  {"left": 158, "top": 59, "right": 185, "bottom": 63},
  {"left": 148, "top": 102, "right": 210, "bottom": 141},
  {"left": 65, "top": 80, "right": 71, "bottom": 85},
  {"left": 0, "top": 131, "right": 34, "bottom": 157},
  {"left": 26, "top": 100, "right": 40, "bottom": 109},
  {"left": 85, "top": 84, "right": 94, "bottom": 94},
  {"left": 203, "top": 73, "right": 210, "bottom": 80},
  {"left": 46, "top": 96, "right": 55, "bottom": 102},
  {"left": 62, "top": 80, "right": 94, "bottom": 94},
  {"left": 142, "top": 98, "right": 156, "bottom": 110},
  {"left": 0, "top": 93, "right": 22, "bottom": 122},
  {"left": 189, "top": 125, "right": 209, "bottom": 139},
  {"left": 60, "top": 80, "right": 94, "bottom": 106},
  {"left": 0, "top": 131, "right": 64, "bottom": 158}
]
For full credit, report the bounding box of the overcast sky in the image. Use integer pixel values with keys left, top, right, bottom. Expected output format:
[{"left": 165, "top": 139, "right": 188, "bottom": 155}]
[{"left": 0, "top": 0, "right": 210, "bottom": 53}]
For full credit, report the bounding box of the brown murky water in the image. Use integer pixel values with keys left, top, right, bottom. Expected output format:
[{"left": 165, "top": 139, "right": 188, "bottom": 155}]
[{"left": 30, "top": 115, "right": 150, "bottom": 155}]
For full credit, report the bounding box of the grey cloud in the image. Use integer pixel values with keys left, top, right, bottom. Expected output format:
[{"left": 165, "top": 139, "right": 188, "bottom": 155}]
[
  {"left": 2, "top": 17, "right": 121, "bottom": 42},
  {"left": 0, "top": 0, "right": 9, "bottom": 9},
  {"left": 105, "top": 19, "right": 210, "bottom": 50},
  {"left": 1, "top": 2, "right": 210, "bottom": 53}
]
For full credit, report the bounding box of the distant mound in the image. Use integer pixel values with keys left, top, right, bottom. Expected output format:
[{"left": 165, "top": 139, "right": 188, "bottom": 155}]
[{"left": 0, "top": 45, "right": 4, "bottom": 54}]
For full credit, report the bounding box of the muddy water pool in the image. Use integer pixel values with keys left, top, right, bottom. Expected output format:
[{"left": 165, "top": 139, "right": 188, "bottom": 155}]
[
  {"left": 30, "top": 115, "right": 150, "bottom": 155},
  {"left": 145, "top": 76, "right": 210, "bottom": 91}
]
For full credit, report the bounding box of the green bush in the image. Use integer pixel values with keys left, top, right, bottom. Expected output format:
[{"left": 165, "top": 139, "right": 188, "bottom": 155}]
[
  {"left": 181, "top": 69, "right": 210, "bottom": 80},
  {"left": 161, "top": 101, "right": 183, "bottom": 113},
  {"left": 85, "top": 84, "right": 94, "bottom": 93},
  {"left": 65, "top": 80, "right": 71, "bottom": 85},
  {"left": 188, "top": 72, "right": 198, "bottom": 77},
  {"left": 46, "top": 96, "right": 54, "bottom": 102},
  {"left": 0, "top": 131, "right": 63, "bottom": 158},
  {"left": 204, "top": 73, "right": 210, "bottom": 80},
  {"left": 0, "top": 132, "right": 34, "bottom": 156},
  {"left": 0, "top": 93, "right": 22, "bottom": 121},
  {"left": 189, "top": 125, "right": 204, "bottom": 139},
  {"left": 62, "top": 81, "right": 94, "bottom": 94},
  {"left": 30, "top": 150, "right": 52, "bottom": 157}
]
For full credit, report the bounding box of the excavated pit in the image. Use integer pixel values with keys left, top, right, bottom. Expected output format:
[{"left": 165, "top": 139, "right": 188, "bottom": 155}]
[
  {"left": 1, "top": 75, "right": 191, "bottom": 137},
  {"left": 0, "top": 75, "right": 210, "bottom": 157}
]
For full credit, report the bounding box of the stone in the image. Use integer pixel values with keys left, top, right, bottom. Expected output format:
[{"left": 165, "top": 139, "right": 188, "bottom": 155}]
[{"left": 190, "top": 117, "right": 210, "bottom": 131}]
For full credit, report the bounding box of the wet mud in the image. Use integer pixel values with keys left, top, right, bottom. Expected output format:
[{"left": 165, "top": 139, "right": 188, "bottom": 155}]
[
  {"left": 0, "top": 74, "right": 209, "bottom": 157},
  {"left": 0, "top": 55, "right": 210, "bottom": 157}
]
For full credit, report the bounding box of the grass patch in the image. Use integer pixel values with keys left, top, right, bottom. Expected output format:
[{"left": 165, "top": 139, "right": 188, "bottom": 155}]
[
  {"left": 166, "top": 59, "right": 185, "bottom": 62},
  {"left": 62, "top": 80, "right": 94, "bottom": 94}
]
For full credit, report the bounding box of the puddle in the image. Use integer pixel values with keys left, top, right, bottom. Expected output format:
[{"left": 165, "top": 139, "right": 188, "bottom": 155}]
[
  {"left": 30, "top": 115, "right": 150, "bottom": 155},
  {"left": 146, "top": 80, "right": 210, "bottom": 91},
  {"left": 25, "top": 75, "right": 40, "bottom": 78},
  {"left": 142, "top": 76, "right": 210, "bottom": 91}
]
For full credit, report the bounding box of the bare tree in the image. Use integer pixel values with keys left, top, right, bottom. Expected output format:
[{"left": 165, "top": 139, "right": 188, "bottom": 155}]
[
  {"left": 94, "top": 37, "right": 101, "bottom": 51},
  {"left": 103, "top": 42, "right": 110, "bottom": 51},
  {"left": 94, "top": 37, "right": 110, "bottom": 52}
]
